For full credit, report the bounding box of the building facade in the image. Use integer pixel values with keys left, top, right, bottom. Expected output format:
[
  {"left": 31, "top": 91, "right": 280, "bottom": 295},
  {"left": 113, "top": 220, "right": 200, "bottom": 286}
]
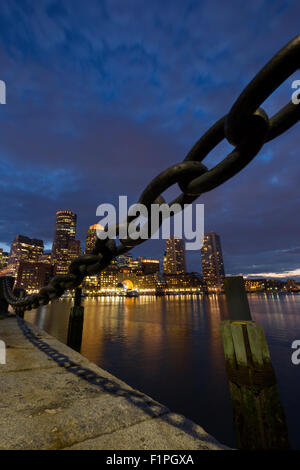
[
  {"left": 51, "top": 210, "right": 80, "bottom": 275},
  {"left": 244, "top": 278, "right": 266, "bottom": 292},
  {"left": 201, "top": 232, "right": 225, "bottom": 292},
  {"left": 85, "top": 224, "right": 97, "bottom": 254},
  {"left": 85, "top": 224, "right": 105, "bottom": 254},
  {"left": 7, "top": 235, "right": 44, "bottom": 278},
  {"left": 16, "top": 261, "right": 52, "bottom": 292},
  {"left": 163, "top": 273, "right": 204, "bottom": 293},
  {"left": 137, "top": 257, "right": 160, "bottom": 274},
  {"left": 164, "top": 236, "right": 186, "bottom": 275}
]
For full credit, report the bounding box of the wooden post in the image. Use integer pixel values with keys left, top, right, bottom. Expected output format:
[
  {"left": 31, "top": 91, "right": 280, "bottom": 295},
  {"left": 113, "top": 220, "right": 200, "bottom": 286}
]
[
  {"left": 67, "top": 287, "right": 84, "bottom": 352},
  {"left": 13, "top": 287, "right": 26, "bottom": 318},
  {"left": 221, "top": 276, "right": 290, "bottom": 449},
  {"left": 224, "top": 276, "right": 252, "bottom": 321}
]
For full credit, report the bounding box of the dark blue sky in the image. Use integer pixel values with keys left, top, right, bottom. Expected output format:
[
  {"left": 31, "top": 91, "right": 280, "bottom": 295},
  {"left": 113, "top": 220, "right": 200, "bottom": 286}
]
[{"left": 0, "top": 0, "right": 299, "bottom": 278}]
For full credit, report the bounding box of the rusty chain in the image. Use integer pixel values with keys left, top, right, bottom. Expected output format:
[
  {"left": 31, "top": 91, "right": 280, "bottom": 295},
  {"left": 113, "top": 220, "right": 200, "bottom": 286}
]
[{"left": 2, "top": 34, "right": 300, "bottom": 312}]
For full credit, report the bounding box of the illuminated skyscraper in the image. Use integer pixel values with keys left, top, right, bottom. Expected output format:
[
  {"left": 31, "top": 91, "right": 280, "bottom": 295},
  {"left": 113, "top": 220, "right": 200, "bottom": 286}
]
[
  {"left": 51, "top": 210, "right": 80, "bottom": 275},
  {"left": 85, "top": 224, "right": 97, "bottom": 254},
  {"left": 201, "top": 232, "right": 225, "bottom": 291},
  {"left": 7, "top": 235, "right": 44, "bottom": 277},
  {"left": 85, "top": 224, "right": 104, "bottom": 254},
  {"left": 164, "top": 236, "right": 186, "bottom": 275}
]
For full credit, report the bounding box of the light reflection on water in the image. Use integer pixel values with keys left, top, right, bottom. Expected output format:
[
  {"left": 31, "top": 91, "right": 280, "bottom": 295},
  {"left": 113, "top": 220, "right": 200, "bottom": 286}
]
[{"left": 26, "top": 293, "right": 300, "bottom": 449}]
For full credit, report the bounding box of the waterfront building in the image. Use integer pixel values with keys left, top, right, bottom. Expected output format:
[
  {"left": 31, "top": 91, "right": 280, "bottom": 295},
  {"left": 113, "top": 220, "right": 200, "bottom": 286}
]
[
  {"left": 164, "top": 236, "right": 186, "bottom": 275},
  {"left": 51, "top": 210, "right": 81, "bottom": 275},
  {"left": 265, "top": 279, "right": 284, "bottom": 292},
  {"left": 164, "top": 273, "right": 204, "bottom": 293},
  {"left": 82, "top": 269, "right": 204, "bottom": 296},
  {"left": 244, "top": 278, "right": 266, "bottom": 292},
  {"left": 16, "top": 261, "right": 51, "bottom": 292},
  {"left": 85, "top": 224, "right": 98, "bottom": 254},
  {"left": 245, "top": 278, "right": 290, "bottom": 292},
  {"left": 285, "top": 279, "right": 300, "bottom": 292},
  {"left": 201, "top": 232, "right": 225, "bottom": 292},
  {"left": 155, "top": 273, "right": 167, "bottom": 295},
  {"left": 137, "top": 257, "right": 160, "bottom": 274},
  {"left": 85, "top": 224, "right": 104, "bottom": 254},
  {"left": 7, "top": 235, "right": 44, "bottom": 278}
]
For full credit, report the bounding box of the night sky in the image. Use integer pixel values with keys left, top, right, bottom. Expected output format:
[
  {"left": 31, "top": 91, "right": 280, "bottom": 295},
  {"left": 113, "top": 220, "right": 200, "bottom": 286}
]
[{"left": 0, "top": 0, "right": 299, "bottom": 278}]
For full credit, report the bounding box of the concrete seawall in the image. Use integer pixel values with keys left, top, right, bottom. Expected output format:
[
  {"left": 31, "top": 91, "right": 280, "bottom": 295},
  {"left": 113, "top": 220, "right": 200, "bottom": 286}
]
[{"left": 0, "top": 316, "right": 228, "bottom": 450}]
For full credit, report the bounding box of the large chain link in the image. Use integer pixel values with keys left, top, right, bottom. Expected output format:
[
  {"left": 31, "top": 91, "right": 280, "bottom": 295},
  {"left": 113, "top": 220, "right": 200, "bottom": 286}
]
[{"left": 2, "top": 34, "right": 300, "bottom": 311}]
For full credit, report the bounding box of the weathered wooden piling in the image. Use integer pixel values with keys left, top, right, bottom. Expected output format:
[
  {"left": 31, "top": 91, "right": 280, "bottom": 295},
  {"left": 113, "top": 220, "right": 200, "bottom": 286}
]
[
  {"left": 221, "top": 276, "right": 290, "bottom": 449},
  {"left": 67, "top": 287, "right": 84, "bottom": 352},
  {"left": 13, "top": 287, "right": 26, "bottom": 318}
]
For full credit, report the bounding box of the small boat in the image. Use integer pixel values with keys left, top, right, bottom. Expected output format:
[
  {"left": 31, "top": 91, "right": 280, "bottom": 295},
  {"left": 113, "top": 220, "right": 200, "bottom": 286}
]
[{"left": 126, "top": 290, "right": 139, "bottom": 298}]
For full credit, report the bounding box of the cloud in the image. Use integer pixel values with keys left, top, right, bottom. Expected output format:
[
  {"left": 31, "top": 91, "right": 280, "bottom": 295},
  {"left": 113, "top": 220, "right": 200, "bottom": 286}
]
[{"left": 244, "top": 269, "right": 300, "bottom": 279}]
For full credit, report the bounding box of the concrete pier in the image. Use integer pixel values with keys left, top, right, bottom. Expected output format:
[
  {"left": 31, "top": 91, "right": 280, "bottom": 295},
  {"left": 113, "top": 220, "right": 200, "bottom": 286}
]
[{"left": 0, "top": 316, "right": 228, "bottom": 450}]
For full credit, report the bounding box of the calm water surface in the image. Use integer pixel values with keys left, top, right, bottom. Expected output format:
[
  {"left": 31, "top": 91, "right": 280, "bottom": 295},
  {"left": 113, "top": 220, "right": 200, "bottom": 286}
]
[{"left": 25, "top": 293, "right": 300, "bottom": 449}]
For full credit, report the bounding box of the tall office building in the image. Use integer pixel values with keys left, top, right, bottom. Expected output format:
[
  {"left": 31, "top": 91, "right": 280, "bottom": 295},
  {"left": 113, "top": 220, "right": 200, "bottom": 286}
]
[
  {"left": 201, "top": 232, "right": 225, "bottom": 291},
  {"left": 164, "top": 236, "right": 186, "bottom": 275},
  {"left": 51, "top": 210, "right": 80, "bottom": 275},
  {"left": 84, "top": 224, "right": 105, "bottom": 254},
  {"left": 85, "top": 224, "right": 97, "bottom": 254},
  {"left": 7, "top": 235, "right": 44, "bottom": 277}
]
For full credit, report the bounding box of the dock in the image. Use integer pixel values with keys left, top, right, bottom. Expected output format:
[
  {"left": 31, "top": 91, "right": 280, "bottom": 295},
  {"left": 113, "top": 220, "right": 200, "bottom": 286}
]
[{"left": 0, "top": 316, "right": 228, "bottom": 450}]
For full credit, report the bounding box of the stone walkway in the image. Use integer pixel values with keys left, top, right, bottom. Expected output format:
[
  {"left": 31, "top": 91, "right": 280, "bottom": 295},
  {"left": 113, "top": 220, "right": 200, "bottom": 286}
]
[{"left": 0, "top": 316, "right": 228, "bottom": 450}]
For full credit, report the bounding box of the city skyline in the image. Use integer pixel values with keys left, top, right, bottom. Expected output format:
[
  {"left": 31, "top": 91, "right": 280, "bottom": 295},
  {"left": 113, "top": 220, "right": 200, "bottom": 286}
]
[
  {"left": 0, "top": 1, "right": 299, "bottom": 280},
  {"left": 1, "top": 209, "right": 300, "bottom": 286}
]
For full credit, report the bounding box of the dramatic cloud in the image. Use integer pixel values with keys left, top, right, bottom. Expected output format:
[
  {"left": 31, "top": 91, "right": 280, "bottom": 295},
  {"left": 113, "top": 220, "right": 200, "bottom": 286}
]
[
  {"left": 0, "top": 0, "right": 299, "bottom": 277},
  {"left": 244, "top": 269, "right": 300, "bottom": 279}
]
